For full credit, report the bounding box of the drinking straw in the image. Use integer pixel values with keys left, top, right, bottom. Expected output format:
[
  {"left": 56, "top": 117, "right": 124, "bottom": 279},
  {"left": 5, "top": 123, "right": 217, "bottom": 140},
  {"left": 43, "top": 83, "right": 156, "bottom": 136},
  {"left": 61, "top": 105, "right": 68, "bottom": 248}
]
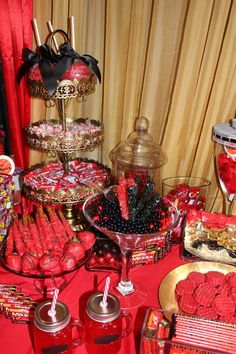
[
  {"left": 48, "top": 288, "right": 59, "bottom": 317},
  {"left": 69, "top": 16, "right": 75, "bottom": 49},
  {"left": 32, "top": 18, "right": 41, "bottom": 47},
  {"left": 100, "top": 276, "right": 110, "bottom": 307},
  {"left": 47, "top": 21, "right": 59, "bottom": 51}
]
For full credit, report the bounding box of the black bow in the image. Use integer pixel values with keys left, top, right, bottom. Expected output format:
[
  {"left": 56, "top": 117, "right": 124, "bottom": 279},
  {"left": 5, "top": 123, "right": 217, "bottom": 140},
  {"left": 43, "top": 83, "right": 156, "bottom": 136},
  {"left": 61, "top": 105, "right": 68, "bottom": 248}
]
[
  {"left": 56, "top": 43, "right": 101, "bottom": 83},
  {"left": 17, "top": 45, "right": 60, "bottom": 94}
]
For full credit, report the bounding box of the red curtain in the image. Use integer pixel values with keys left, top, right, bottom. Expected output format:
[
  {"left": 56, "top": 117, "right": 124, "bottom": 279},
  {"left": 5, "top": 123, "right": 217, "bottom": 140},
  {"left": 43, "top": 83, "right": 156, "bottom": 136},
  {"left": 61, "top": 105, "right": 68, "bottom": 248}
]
[{"left": 0, "top": 0, "right": 32, "bottom": 169}]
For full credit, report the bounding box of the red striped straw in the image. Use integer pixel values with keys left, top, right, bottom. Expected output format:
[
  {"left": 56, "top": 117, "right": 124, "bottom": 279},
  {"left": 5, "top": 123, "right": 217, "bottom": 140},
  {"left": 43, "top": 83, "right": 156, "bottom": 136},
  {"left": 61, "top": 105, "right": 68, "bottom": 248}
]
[
  {"left": 100, "top": 276, "right": 110, "bottom": 308},
  {"left": 48, "top": 288, "right": 59, "bottom": 317}
]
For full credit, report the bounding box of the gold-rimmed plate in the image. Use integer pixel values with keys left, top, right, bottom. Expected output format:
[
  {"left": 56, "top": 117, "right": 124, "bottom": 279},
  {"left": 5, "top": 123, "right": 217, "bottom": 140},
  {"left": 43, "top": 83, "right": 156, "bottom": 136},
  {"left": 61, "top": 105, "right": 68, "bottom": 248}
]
[{"left": 158, "top": 261, "right": 236, "bottom": 320}]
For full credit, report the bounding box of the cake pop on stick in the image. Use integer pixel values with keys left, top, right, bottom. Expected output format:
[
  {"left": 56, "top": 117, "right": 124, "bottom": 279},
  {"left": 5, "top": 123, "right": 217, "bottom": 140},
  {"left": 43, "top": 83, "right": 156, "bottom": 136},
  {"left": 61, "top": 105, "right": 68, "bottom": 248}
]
[
  {"left": 69, "top": 16, "right": 75, "bottom": 49},
  {"left": 47, "top": 21, "right": 59, "bottom": 52},
  {"left": 32, "top": 18, "right": 41, "bottom": 48}
]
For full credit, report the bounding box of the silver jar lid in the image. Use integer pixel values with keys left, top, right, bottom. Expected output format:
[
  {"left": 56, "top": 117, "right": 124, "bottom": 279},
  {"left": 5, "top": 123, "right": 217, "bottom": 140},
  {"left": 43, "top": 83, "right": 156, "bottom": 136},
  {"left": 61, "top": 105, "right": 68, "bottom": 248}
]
[
  {"left": 212, "top": 118, "right": 236, "bottom": 147},
  {"left": 34, "top": 300, "right": 70, "bottom": 333},
  {"left": 86, "top": 292, "right": 120, "bottom": 323}
]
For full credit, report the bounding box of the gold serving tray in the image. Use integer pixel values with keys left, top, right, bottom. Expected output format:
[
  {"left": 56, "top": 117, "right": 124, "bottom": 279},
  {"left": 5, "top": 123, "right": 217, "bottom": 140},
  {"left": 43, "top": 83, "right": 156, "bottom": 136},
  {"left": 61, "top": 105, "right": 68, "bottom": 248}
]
[
  {"left": 158, "top": 261, "right": 236, "bottom": 320},
  {"left": 28, "top": 76, "right": 96, "bottom": 100},
  {"left": 26, "top": 118, "right": 104, "bottom": 153}
]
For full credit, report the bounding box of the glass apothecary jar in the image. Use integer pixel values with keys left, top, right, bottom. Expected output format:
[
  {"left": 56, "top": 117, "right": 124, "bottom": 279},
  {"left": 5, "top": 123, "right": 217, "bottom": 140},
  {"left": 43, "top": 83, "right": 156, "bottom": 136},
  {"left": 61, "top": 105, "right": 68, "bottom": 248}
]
[
  {"left": 109, "top": 117, "right": 167, "bottom": 191},
  {"left": 212, "top": 118, "right": 236, "bottom": 215}
]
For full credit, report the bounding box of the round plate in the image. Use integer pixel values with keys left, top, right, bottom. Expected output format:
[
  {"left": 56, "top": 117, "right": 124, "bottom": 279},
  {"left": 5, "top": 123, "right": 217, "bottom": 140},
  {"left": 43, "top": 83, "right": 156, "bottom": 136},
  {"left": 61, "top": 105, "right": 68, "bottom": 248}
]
[
  {"left": 0, "top": 240, "right": 93, "bottom": 279},
  {"left": 0, "top": 155, "right": 15, "bottom": 175},
  {"left": 158, "top": 261, "right": 236, "bottom": 320}
]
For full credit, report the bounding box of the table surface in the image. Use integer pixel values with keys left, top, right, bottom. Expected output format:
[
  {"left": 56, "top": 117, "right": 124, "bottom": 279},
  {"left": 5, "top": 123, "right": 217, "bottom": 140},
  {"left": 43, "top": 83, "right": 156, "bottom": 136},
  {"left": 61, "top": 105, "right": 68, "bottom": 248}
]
[{"left": 0, "top": 244, "right": 186, "bottom": 354}]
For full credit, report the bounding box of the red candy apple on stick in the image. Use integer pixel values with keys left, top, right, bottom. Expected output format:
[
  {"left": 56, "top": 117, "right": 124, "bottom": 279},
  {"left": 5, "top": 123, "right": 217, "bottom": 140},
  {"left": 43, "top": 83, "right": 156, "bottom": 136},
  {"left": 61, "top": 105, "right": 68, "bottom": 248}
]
[
  {"left": 21, "top": 252, "right": 39, "bottom": 273},
  {"left": 5, "top": 254, "right": 22, "bottom": 272},
  {"left": 60, "top": 254, "right": 77, "bottom": 271},
  {"left": 64, "top": 237, "right": 85, "bottom": 261},
  {"left": 77, "top": 231, "right": 96, "bottom": 251}
]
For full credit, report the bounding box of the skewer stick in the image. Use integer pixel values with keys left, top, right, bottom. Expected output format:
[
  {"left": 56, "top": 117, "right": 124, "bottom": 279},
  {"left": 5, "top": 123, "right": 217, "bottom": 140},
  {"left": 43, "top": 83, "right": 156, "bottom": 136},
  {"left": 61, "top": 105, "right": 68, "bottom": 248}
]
[
  {"left": 47, "top": 21, "right": 59, "bottom": 51},
  {"left": 32, "top": 18, "right": 41, "bottom": 47},
  {"left": 70, "top": 16, "right": 75, "bottom": 49}
]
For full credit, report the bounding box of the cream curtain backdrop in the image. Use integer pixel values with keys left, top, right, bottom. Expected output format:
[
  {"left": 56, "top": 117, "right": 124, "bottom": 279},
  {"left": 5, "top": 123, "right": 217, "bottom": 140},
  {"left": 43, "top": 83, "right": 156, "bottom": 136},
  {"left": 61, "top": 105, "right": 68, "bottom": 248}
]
[{"left": 31, "top": 0, "right": 236, "bottom": 213}]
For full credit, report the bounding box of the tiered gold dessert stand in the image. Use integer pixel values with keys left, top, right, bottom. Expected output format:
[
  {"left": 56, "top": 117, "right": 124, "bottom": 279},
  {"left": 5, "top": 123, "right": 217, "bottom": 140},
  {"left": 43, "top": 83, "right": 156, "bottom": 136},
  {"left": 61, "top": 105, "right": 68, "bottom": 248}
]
[{"left": 23, "top": 64, "right": 109, "bottom": 231}]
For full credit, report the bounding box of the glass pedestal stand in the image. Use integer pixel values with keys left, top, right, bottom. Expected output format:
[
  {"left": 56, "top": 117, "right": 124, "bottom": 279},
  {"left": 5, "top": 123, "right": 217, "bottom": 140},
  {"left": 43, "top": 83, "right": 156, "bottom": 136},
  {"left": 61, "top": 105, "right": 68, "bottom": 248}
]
[{"left": 83, "top": 188, "right": 179, "bottom": 309}]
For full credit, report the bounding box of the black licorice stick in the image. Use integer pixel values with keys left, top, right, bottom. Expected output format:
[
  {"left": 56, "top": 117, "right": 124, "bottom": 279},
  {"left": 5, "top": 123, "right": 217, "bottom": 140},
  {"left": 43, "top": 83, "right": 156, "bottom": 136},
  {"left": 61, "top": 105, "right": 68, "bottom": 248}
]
[
  {"left": 127, "top": 184, "right": 138, "bottom": 220},
  {"left": 134, "top": 180, "right": 155, "bottom": 218},
  {"left": 139, "top": 194, "right": 161, "bottom": 221}
]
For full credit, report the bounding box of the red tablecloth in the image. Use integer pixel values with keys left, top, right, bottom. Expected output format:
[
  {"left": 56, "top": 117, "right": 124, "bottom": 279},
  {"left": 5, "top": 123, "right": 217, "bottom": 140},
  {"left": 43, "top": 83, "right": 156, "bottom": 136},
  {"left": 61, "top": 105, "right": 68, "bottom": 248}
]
[{"left": 0, "top": 245, "right": 186, "bottom": 354}]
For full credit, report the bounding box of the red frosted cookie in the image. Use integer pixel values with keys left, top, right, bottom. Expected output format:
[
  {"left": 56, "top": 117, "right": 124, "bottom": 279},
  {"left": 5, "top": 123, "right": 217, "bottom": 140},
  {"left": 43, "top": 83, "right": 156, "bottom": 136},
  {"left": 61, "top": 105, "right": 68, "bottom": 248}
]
[
  {"left": 230, "top": 287, "right": 236, "bottom": 303},
  {"left": 196, "top": 306, "right": 218, "bottom": 321},
  {"left": 194, "top": 282, "right": 216, "bottom": 307},
  {"left": 228, "top": 273, "right": 236, "bottom": 288},
  {"left": 187, "top": 271, "right": 205, "bottom": 286},
  {"left": 179, "top": 294, "right": 198, "bottom": 315},
  {"left": 226, "top": 272, "right": 236, "bottom": 282},
  {"left": 213, "top": 294, "right": 235, "bottom": 316},
  {"left": 175, "top": 278, "right": 196, "bottom": 297},
  {"left": 217, "top": 283, "right": 230, "bottom": 296},
  {"left": 205, "top": 271, "right": 226, "bottom": 287},
  {"left": 219, "top": 315, "right": 236, "bottom": 324}
]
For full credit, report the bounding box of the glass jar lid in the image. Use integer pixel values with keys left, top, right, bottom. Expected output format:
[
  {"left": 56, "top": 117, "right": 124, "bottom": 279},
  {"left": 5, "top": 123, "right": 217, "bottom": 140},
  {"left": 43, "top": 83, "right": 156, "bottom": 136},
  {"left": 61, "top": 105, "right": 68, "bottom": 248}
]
[
  {"left": 212, "top": 118, "right": 236, "bottom": 148},
  {"left": 86, "top": 292, "right": 120, "bottom": 323},
  {"left": 34, "top": 300, "right": 70, "bottom": 333},
  {"left": 109, "top": 116, "right": 167, "bottom": 170}
]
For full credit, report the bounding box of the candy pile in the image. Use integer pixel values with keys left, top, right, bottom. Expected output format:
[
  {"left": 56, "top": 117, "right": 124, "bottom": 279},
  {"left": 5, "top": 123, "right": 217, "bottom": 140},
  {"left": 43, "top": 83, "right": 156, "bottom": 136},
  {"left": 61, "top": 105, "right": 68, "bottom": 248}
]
[
  {"left": 184, "top": 209, "right": 236, "bottom": 264},
  {"left": 27, "top": 119, "right": 103, "bottom": 139},
  {"left": 3, "top": 207, "right": 95, "bottom": 275},
  {"left": 93, "top": 177, "right": 172, "bottom": 234},
  {"left": 217, "top": 152, "right": 236, "bottom": 194},
  {"left": 86, "top": 235, "right": 121, "bottom": 271},
  {"left": 165, "top": 183, "right": 206, "bottom": 211},
  {"left": 175, "top": 271, "right": 236, "bottom": 322},
  {"left": 23, "top": 160, "right": 109, "bottom": 193},
  {"left": 0, "top": 174, "right": 15, "bottom": 240},
  {"left": 86, "top": 231, "right": 173, "bottom": 272},
  {"left": 0, "top": 284, "right": 36, "bottom": 324},
  {"left": 140, "top": 308, "right": 171, "bottom": 354}
]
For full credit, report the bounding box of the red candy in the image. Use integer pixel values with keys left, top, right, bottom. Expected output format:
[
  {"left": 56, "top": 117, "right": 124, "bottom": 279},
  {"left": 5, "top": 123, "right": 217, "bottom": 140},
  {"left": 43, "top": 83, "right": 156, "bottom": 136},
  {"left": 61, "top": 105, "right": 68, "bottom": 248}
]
[
  {"left": 218, "top": 153, "right": 236, "bottom": 194},
  {"left": 165, "top": 183, "right": 206, "bottom": 211}
]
